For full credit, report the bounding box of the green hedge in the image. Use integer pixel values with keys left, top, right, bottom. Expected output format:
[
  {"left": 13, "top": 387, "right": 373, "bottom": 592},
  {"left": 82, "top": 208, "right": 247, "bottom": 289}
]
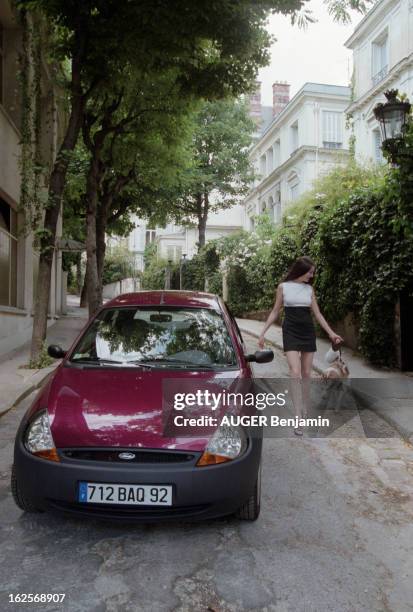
[
  {"left": 102, "top": 246, "right": 135, "bottom": 285},
  {"left": 179, "top": 158, "right": 413, "bottom": 367}
]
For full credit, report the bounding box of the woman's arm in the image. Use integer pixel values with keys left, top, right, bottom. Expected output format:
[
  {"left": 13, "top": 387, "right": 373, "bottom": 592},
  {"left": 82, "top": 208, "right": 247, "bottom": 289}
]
[
  {"left": 258, "top": 284, "right": 283, "bottom": 349},
  {"left": 311, "top": 289, "right": 343, "bottom": 345}
]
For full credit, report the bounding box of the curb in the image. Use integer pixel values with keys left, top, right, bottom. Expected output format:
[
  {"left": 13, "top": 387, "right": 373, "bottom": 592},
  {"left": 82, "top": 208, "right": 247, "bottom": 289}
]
[
  {"left": 351, "top": 388, "right": 413, "bottom": 445},
  {"left": 0, "top": 364, "right": 58, "bottom": 420}
]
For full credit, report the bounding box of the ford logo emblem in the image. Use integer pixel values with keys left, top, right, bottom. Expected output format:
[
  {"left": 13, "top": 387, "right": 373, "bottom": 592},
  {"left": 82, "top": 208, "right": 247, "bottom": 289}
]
[{"left": 118, "top": 452, "right": 136, "bottom": 461}]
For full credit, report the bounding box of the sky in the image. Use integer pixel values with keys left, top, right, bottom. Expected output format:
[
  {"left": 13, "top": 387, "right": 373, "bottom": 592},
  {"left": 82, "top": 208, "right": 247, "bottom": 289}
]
[{"left": 258, "top": 0, "right": 367, "bottom": 105}]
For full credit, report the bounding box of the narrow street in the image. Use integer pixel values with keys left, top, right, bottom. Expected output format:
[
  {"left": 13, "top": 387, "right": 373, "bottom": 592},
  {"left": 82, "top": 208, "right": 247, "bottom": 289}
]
[{"left": 0, "top": 333, "right": 412, "bottom": 612}]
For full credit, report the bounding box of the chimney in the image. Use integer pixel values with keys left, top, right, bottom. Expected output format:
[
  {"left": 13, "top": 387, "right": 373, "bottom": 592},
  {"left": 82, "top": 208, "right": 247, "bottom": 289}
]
[
  {"left": 247, "top": 81, "right": 262, "bottom": 126},
  {"left": 272, "top": 81, "right": 290, "bottom": 116}
]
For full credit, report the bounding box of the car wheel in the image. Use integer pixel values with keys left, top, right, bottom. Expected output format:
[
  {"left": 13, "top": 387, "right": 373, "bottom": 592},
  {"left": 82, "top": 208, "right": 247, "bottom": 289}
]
[
  {"left": 235, "top": 461, "right": 261, "bottom": 521},
  {"left": 11, "top": 465, "right": 43, "bottom": 513}
]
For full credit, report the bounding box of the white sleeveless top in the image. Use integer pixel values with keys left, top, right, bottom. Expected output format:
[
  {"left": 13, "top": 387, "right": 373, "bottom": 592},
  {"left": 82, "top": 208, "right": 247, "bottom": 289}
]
[{"left": 281, "top": 281, "right": 313, "bottom": 307}]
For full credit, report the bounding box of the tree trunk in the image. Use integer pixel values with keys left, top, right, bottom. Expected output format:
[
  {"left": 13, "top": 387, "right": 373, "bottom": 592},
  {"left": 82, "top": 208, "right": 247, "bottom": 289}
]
[
  {"left": 96, "top": 211, "right": 107, "bottom": 304},
  {"left": 85, "top": 157, "right": 102, "bottom": 317},
  {"left": 96, "top": 173, "right": 132, "bottom": 299},
  {"left": 198, "top": 215, "right": 207, "bottom": 249},
  {"left": 30, "top": 21, "right": 88, "bottom": 361},
  {"left": 197, "top": 192, "right": 209, "bottom": 249}
]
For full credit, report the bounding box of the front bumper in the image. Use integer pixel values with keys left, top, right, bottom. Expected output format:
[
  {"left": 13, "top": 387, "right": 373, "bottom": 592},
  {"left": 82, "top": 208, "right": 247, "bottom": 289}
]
[{"left": 13, "top": 431, "right": 262, "bottom": 521}]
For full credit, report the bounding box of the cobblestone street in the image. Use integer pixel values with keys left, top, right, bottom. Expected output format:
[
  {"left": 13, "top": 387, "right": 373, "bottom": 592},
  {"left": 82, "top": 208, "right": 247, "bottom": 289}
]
[{"left": 0, "top": 333, "right": 412, "bottom": 612}]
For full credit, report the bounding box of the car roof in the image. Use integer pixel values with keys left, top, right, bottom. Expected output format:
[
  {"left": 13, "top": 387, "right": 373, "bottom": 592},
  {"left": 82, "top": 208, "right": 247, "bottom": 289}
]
[{"left": 103, "top": 290, "right": 222, "bottom": 310}]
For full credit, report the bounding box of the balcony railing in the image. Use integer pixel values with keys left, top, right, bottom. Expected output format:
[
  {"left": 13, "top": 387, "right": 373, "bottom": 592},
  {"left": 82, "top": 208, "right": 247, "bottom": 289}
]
[{"left": 372, "top": 65, "right": 388, "bottom": 86}]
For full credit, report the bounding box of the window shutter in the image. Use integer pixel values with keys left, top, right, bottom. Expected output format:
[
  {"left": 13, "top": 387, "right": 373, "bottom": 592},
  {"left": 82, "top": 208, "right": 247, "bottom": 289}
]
[{"left": 322, "top": 111, "right": 343, "bottom": 145}]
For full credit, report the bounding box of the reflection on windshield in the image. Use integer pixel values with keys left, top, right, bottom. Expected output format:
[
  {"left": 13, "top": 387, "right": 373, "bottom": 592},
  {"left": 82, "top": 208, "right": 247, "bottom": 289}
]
[{"left": 71, "top": 307, "right": 237, "bottom": 367}]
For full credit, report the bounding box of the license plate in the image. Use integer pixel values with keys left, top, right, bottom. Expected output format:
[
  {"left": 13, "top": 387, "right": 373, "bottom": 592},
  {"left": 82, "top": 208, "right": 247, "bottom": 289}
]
[{"left": 78, "top": 482, "right": 172, "bottom": 506}]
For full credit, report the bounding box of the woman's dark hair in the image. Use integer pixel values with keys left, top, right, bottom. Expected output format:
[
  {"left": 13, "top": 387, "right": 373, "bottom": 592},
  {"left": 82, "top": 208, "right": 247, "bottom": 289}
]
[{"left": 283, "top": 256, "right": 315, "bottom": 284}]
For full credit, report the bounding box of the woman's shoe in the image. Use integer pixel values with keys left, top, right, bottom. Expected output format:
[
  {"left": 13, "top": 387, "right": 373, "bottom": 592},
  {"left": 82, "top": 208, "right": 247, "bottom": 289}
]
[{"left": 294, "top": 427, "right": 303, "bottom": 436}]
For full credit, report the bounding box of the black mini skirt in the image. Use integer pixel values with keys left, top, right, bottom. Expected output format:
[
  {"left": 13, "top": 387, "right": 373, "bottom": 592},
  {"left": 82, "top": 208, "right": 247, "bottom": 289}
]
[{"left": 282, "top": 307, "right": 317, "bottom": 353}]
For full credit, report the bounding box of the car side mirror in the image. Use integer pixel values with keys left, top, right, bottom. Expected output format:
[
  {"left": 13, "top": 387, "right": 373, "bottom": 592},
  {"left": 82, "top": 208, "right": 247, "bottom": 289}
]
[
  {"left": 48, "top": 345, "right": 67, "bottom": 359},
  {"left": 245, "top": 350, "right": 274, "bottom": 364}
]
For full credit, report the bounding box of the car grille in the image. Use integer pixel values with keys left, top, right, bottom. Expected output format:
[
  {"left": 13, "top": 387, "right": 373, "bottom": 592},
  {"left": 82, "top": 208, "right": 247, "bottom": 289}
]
[
  {"left": 61, "top": 449, "right": 196, "bottom": 464},
  {"left": 47, "top": 499, "right": 210, "bottom": 520}
]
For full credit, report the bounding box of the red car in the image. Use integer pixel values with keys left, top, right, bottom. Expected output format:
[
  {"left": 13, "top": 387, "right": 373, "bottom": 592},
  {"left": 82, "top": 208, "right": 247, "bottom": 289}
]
[{"left": 12, "top": 291, "right": 273, "bottom": 521}]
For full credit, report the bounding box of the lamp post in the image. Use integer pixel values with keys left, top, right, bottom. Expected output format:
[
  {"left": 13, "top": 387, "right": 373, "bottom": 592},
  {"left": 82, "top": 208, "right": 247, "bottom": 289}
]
[
  {"left": 179, "top": 253, "right": 187, "bottom": 290},
  {"left": 373, "top": 89, "right": 411, "bottom": 164}
]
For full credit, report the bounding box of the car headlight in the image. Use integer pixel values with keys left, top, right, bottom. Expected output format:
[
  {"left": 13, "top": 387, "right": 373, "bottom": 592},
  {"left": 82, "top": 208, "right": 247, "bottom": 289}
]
[
  {"left": 24, "top": 410, "right": 60, "bottom": 462},
  {"left": 196, "top": 424, "right": 247, "bottom": 466}
]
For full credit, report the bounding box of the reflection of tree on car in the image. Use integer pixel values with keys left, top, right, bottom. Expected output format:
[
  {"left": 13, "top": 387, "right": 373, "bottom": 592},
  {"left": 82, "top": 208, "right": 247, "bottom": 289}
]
[{"left": 73, "top": 307, "right": 237, "bottom": 367}]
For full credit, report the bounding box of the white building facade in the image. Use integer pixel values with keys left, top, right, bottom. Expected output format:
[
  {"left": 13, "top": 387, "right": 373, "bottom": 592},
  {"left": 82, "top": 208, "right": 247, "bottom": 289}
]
[
  {"left": 345, "top": 0, "right": 413, "bottom": 164},
  {"left": 122, "top": 205, "right": 244, "bottom": 273},
  {"left": 243, "top": 82, "right": 351, "bottom": 230}
]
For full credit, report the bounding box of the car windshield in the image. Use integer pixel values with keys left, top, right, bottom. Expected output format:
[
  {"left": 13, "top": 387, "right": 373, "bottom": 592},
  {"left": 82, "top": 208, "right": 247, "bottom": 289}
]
[{"left": 70, "top": 306, "right": 238, "bottom": 368}]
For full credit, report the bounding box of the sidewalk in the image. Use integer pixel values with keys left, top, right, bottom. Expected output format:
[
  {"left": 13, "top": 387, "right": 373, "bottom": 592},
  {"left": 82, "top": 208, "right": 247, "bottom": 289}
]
[
  {"left": 237, "top": 318, "right": 413, "bottom": 444},
  {"left": 0, "top": 304, "right": 88, "bottom": 418}
]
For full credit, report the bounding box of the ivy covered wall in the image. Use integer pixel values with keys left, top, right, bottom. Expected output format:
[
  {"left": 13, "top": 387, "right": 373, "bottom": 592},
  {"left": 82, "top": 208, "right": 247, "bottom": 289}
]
[{"left": 170, "top": 157, "right": 413, "bottom": 368}]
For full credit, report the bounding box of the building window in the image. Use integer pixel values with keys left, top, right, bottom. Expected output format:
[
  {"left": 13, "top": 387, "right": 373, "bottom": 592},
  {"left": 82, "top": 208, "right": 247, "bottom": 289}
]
[
  {"left": 290, "top": 121, "right": 298, "bottom": 154},
  {"left": 260, "top": 153, "right": 266, "bottom": 177},
  {"left": 290, "top": 183, "right": 299, "bottom": 201},
  {"left": 268, "top": 196, "right": 274, "bottom": 219},
  {"left": 166, "top": 245, "right": 182, "bottom": 263},
  {"left": 0, "top": 199, "right": 18, "bottom": 307},
  {"left": 273, "top": 139, "right": 280, "bottom": 167},
  {"left": 322, "top": 111, "right": 343, "bottom": 148},
  {"left": 373, "top": 129, "right": 384, "bottom": 164},
  {"left": 266, "top": 147, "right": 273, "bottom": 173},
  {"left": 288, "top": 175, "right": 300, "bottom": 201},
  {"left": 0, "top": 21, "right": 4, "bottom": 105},
  {"left": 274, "top": 187, "right": 281, "bottom": 223},
  {"left": 372, "top": 31, "right": 388, "bottom": 86},
  {"left": 275, "top": 202, "right": 281, "bottom": 223},
  {"left": 145, "top": 229, "right": 156, "bottom": 246}
]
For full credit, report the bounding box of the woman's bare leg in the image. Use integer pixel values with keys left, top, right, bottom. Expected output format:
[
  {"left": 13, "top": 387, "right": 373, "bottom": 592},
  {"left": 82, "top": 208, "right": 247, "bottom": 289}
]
[
  {"left": 301, "top": 351, "right": 314, "bottom": 419},
  {"left": 285, "top": 351, "right": 303, "bottom": 434}
]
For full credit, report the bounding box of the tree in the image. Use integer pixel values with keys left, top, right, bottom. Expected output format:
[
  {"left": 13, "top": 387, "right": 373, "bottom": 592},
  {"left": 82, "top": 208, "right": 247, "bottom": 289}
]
[
  {"left": 17, "top": 0, "right": 373, "bottom": 359},
  {"left": 81, "top": 67, "right": 195, "bottom": 314},
  {"left": 146, "top": 98, "right": 256, "bottom": 248},
  {"left": 16, "top": 0, "right": 271, "bottom": 359},
  {"left": 61, "top": 146, "right": 89, "bottom": 298}
]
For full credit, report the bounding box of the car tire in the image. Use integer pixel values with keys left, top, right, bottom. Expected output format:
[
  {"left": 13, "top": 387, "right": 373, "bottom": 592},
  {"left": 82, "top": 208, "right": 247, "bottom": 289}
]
[
  {"left": 11, "top": 465, "right": 43, "bottom": 513},
  {"left": 235, "top": 462, "right": 261, "bottom": 521}
]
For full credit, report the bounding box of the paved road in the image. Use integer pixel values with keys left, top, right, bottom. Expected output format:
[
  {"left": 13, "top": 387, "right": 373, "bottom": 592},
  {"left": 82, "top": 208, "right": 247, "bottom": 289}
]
[{"left": 0, "top": 334, "right": 412, "bottom": 612}]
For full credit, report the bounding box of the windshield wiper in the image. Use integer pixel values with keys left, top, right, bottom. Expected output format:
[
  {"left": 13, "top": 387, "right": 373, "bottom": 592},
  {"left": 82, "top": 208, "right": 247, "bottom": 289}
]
[
  {"left": 125, "top": 358, "right": 182, "bottom": 368},
  {"left": 70, "top": 357, "right": 158, "bottom": 368},
  {"left": 125, "top": 358, "right": 223, "bottom": 370},
  {"left": 71, "top": 357, "right": 124, "bottom": 365}
]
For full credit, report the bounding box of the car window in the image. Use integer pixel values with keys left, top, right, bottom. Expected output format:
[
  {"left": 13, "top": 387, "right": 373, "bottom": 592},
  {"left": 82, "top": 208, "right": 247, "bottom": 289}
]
[{"left": 70, "top": 307, "right": 238, "bottom": 367}]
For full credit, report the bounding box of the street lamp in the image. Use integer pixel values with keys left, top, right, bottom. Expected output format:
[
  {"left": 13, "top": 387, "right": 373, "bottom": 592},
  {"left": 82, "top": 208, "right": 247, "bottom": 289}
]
[{"left": 373, "top": 89, "right": 411, "bottom": 163}]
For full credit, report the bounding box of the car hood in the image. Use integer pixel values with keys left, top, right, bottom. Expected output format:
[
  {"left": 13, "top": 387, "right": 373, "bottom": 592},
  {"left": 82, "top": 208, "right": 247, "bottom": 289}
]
[{"left": 46, "top": 364, "right": 245, "bottom": 452}]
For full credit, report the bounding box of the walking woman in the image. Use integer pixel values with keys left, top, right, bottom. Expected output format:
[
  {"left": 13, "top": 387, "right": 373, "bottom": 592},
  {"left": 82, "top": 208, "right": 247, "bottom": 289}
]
[{"left": 258, "top": 256, "right": 343, "bottom": 434}]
